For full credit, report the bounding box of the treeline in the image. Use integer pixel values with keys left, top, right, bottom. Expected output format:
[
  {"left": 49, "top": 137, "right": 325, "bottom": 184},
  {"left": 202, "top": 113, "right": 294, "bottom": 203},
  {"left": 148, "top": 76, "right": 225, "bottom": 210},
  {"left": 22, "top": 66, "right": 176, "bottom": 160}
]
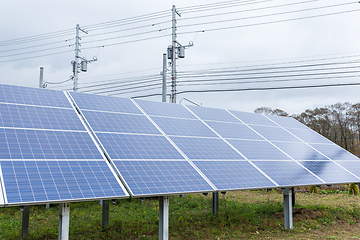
[{"left": 254, "top": 102, "right": 360, "bottom": 157}]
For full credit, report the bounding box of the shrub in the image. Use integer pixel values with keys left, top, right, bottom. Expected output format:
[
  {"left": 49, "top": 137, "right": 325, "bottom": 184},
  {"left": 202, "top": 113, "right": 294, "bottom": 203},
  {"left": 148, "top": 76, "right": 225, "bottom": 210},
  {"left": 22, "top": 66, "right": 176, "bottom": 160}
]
[
  {"left": 349, "top": 183, "right": 359, "bottom": 195},
  {"left": 310, "top": 186, "right": 318, "bottom": 194}
]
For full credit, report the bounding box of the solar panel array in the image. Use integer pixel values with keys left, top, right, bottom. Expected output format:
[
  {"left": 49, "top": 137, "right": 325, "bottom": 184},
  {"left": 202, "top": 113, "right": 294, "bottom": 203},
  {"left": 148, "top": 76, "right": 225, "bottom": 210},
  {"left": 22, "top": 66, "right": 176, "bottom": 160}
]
[
  {"left": 0, "top": 85, "right": 128, "bottom": 206},
  {"left": 1, "top": 83, "right": 360, "bottom": 205}
]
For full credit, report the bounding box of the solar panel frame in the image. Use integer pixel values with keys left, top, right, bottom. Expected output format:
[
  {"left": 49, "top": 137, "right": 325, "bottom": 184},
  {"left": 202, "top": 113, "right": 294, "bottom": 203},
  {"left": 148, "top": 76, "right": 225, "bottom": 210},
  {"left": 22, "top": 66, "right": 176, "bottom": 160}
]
[{"left": 0, "top": 164, "right": 5, "bottom": 206}]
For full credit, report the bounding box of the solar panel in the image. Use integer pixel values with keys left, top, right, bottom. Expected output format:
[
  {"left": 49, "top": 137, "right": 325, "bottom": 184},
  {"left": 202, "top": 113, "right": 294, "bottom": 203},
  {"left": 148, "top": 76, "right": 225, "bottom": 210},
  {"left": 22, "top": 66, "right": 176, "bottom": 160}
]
[
  {"left": 135, "top": 99, "right": 197, "bottom": 119},
  {"left": 285, "top": 128, "right": 333, "bottom": 144},
  {"left": 193, "top": 160, "right": 276, "bottom": 190},
  {"left": 0, "top": 85, "right": 129, "bottom": 206},
  {"left": 227, "top": 139, "right": 291, "bottom": 160},
  {"left": 229, "top": 110, "right": 278, "bottom": 126},
  {"left": 264, "top": 114, "right": 309, "bottom": 129},
  {"left": 170, "top": 136, "right": 244, "bottom": 160},
  {"left": 151, "top": 116, "right": 218, "bottom": 138},
  {"left": 205, "top": 121, "right": 263, "bottom": 140},
  {"left": 253, "top": 161, "right": 324, "bottom": 186},
  {"left": 299, "top": 161, "right": 359, "bottom": 184},
  {"left": 114, "top": 160, "right": 213, "bottom": 196},
  {"left": 187, "top": 105, "right": 240, "bottom": 123},
  {"left": 310, "top": 143, "right": 359, "bottom": 160},
  {"left": 81, "top": 110, "right": 161, "bottom": 134},
  {"left": 272, "top": 141, "right": 328, "bottom": 160},
  {"left": 250, "top": 125, "right": 302, "bottom": 142},
  {"left": 335, "top": 161, "right": 360, "bottom": 178},
  {"left": 70, "top": 92, "right": 142, "bottom": 114}
]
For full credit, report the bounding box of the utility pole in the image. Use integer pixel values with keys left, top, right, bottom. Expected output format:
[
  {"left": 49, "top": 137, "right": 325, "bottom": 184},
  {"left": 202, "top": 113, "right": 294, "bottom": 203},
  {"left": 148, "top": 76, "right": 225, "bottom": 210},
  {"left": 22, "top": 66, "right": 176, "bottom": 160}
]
[
  {"left": 39, "top": 67, "right": 44, "bottom": 88},
  {"left": 171, "top": 5, "right": 180, "bottom": 103},
  {"left": 162, "top": 53, "right": 167, "bottom": 102}
]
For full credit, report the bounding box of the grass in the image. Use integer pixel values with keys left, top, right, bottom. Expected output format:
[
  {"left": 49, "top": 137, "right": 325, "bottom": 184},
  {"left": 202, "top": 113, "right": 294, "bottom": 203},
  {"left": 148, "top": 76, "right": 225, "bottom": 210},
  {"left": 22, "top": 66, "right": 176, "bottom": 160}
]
[{"left": 1, "top": 190, "right": 360, "bottom": 239}]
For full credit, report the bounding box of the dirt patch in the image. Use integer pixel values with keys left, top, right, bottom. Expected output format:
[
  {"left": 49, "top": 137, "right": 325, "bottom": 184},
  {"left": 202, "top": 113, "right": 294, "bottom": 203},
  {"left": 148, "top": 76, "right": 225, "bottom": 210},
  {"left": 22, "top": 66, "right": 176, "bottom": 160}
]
[{"left": 273, "top": 207, "right": 322, "bottom": 221}]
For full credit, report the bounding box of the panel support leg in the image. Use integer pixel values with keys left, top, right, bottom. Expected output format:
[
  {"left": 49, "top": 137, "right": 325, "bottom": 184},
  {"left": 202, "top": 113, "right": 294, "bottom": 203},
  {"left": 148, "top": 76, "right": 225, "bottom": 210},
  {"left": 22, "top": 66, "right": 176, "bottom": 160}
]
[
  {"left": 159, "top": 196, "right": 169, "bottom": 240},
  {"left": 283, "top": 188, "right": 293, "bottom": 230},
  {"left": 212, "top": 192, "right": 219, "bottom": 215},
  {"left": 102, "top": 200, "right": 109, "bottom": 227},
  {"left": 21, "top": 205, "right": 30, "bottom": 238},
  {"left": 59, "top": 203, "right": 70, "bottom": 240}
]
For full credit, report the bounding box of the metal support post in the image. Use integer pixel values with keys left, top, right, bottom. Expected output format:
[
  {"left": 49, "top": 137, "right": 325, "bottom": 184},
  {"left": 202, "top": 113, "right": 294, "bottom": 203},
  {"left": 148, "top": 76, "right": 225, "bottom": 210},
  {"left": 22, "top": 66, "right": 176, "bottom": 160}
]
[
  {"left": 59, "top": 203, "right": 70, "bottom": 240},
  {"left": 102, "top": 200, "right": 109, "bottom": 227},
  {"left": 292, "top": 187, "right": 295, "bottom": 207},
  {"left": 46, "top": 203, "right": 50, "bottom": 209},
  {"left": 21, "top": 206, "right": 30, "bottom": 238},
  {"left": 39, "top": 67, "right": 44, "bottom": 88},
  {"left": 212, "top": 192, "right": 219, "bottom": 215},
  {"left": 162, "top": 53, "right": 167, "bottom": 102},
  {"left": 159, "top": 196, "right": 169, "bottom": 240},
  {"left": 283, "top": 188, "right": 293, "bottom": 229}
]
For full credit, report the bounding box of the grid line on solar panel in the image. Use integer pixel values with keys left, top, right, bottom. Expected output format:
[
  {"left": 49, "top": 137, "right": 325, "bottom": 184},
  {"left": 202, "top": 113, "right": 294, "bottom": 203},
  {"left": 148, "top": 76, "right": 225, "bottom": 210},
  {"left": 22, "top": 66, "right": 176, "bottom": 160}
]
[
  {"left": 271, "top": 141, "right": 329, "bottom": 160},
  {"left": 310, "top": 143, "right": 360, "bottom": 160},
  {"left": 335, "top": 161, "right": 360, "bottom": 179},
  {"left": 204, "top": 121, "right": 264, "bottom": 140},
  {"left": 81, "top": 110, "right": 161, "bottom": 134},
  {"left": 70, "top": 92, "right": 143, "bottom": 114},
  {"left": 263, "top": 114, "right": 310, "bottom": 129},
  {"left": 0, "top": 103, "right": 86, "bottom": 131},
  {"left": 134, "top": 99, "right": 197, "bottom": 119},
  {"left": 228, "top": 110, "right": 279, "bottom": 126},
  {"left": 192, "top": 160, "right": 277, "bottom": 190},
  {"left": 0, "top": 84, "right": 72, "bottom": 108},
  {"left": 284, "top": 128, "right": 333, "bottom": 144},
  {"left": 150, "top": 116, "right": 218, "bottom": 138},
  {"left": 0, "top": 160, "right": 128, "bottom": 205},
  {"left": 249, "top": 125, "right": 302, "bottom": 143},
  {"left": 113, "top": 160, "right": 214, "bottom": 196},
  {"left": 298, "top": 160, "right": 360, "bottom": 184}
]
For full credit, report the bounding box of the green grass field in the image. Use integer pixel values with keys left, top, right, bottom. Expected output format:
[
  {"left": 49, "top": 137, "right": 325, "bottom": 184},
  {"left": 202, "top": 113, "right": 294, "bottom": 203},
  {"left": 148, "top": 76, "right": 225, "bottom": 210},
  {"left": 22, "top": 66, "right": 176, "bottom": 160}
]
[{"left": 1, "top": 189, "right": 360, "bottom": 239}]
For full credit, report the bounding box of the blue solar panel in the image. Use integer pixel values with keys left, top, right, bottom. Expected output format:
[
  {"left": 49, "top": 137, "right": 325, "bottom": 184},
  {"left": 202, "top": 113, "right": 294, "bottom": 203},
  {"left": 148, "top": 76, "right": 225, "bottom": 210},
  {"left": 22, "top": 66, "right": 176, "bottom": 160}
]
[
  {"left": 253, "top": 161, "right": 323, "bottom": 186},
  {"left": 134, "top": 99, "right": 197, "bottom": 119},
  {"left": 151, "top": 116, "right": 217, "bottom": 137},
  {"left": 205, "top": 121, "right": 263, "bottom": 140},
  {"left": 187, "top": 105, "right": 240, "bottom": 123},
  {"left": 0, "top": 160, "right": 128, "bottom": 205},
  {"left": 81, "top": 110, "right": 160, "bottom": 134},
  {"left": 250, "top": 125, "right": 301, "bottom": 142},
  {"left": 310, "top": 143, "right": 359, "bottom": 160},
  {"left": 114, "top": 160, "right": 213, "bottom": 196},
  {"left": 193, "top": 160, "right": 276, "bottom": 190},
  {"left": 0, "top": 128, "right": 103, "bottom": 160},
  {"left": 227, "top": 139, "right": 291, "bottom": 160},
  {"left": 272, "top": 142, "right": 328, "bottom": 160},
  {"left": 0, "top": 103, "right": 85, "bottom": 131},
  {"left": 0, "top": 84, "right": 71, "bottom": 108},
  {"left": 299, "top": 161, "right": 359, "bottom": 184},
  {"left": 228, "top": 110, "right": 278, "bottom": 126},
  {"left": 70, "top": 92, "right": 142, "bottom": 114},
  {"left": 286, "top": 128, "right": 333, "bottom": 144},
  {"left": 335, "top": 161, "right": 360, "bottom": 178},
  {"left": 265, "top": 114, "right": 309, "bottom": 129},
  {"left": 170, "top": 136, "right": 244, "bottom": 160},
  {"left": 96, "top": 133, "right": 184, "bottom": 159}
]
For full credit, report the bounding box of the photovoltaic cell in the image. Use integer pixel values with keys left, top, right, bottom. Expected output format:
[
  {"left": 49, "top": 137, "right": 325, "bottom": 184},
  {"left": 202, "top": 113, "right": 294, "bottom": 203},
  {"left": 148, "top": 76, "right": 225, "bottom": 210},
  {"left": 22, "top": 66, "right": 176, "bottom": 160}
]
[
  {"left": 310, "top": 143, "right": 359, "bottom": 160},
  {"left": 335, "top": 161, "right": 360, "bottom": 178},
  {"left": 0, "top": 84, "right": 71, "bottom": 108},
  {"left": 299, "top": 161, "right": 359, "bottom": 184},
  {"left": 114, "top": 160, "right": 213, "bottom": 196},
  {"left": 96, "top": 133, "right": 184, "bottom": 159},
  {"left": 81, "top": 110, "right": 160, "bottom": 134},
  {"left": 227, "top": 139, "right": 291, "bottom": 160},
  {"left": 134, "top": 99, "right": 197, "bottom": 119},
  {"left": 70, "top": 92, "right": 142, "bottom": 114},
  {"left": 250, "top": 125, "right": 301, "bottom": 142},
  {"left": 272, "top": 141, "right": 328, "bottom": 160},
  {"left": 253, "top": 161, "right": 323, "bottom": 186},
  {"left": 265, "top": 114, "right": 309, "bottom": 129},
  {"left": 187, "top": 105, "right": 239, "bottom": 123},
  {"left": 193, "top": 160, "right": 276, "bottom": 190},
  {"left": 0, "top": 160, "right": 128, "bottom": 205},
  {"left": 285, "top": 128, "right": 333, "bottom": 144},
  {"left": 0, "top": 128, "right": 103, "bottom": 159},
  {"left": 229, "top": 110, "right": 278, "bottom": 126},
  {"left": 151, "top": 116, "right": 217, "bottom": 138},
  {"left": 170, "top": 136, "right": 244, "bottom": 160},
  {"left": 0, "top": 103, "right": 85, "bottom": 131},
  {"left": 205, "top": 121, "right": 263, "bottom": 140}
]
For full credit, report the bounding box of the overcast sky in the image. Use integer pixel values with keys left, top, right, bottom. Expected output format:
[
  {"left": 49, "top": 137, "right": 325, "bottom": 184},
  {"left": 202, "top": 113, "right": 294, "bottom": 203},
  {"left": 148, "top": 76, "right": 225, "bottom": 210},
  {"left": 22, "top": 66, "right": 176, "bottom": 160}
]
[{"left": 1, "top": 0, "right": 360, "bottom": 115}]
